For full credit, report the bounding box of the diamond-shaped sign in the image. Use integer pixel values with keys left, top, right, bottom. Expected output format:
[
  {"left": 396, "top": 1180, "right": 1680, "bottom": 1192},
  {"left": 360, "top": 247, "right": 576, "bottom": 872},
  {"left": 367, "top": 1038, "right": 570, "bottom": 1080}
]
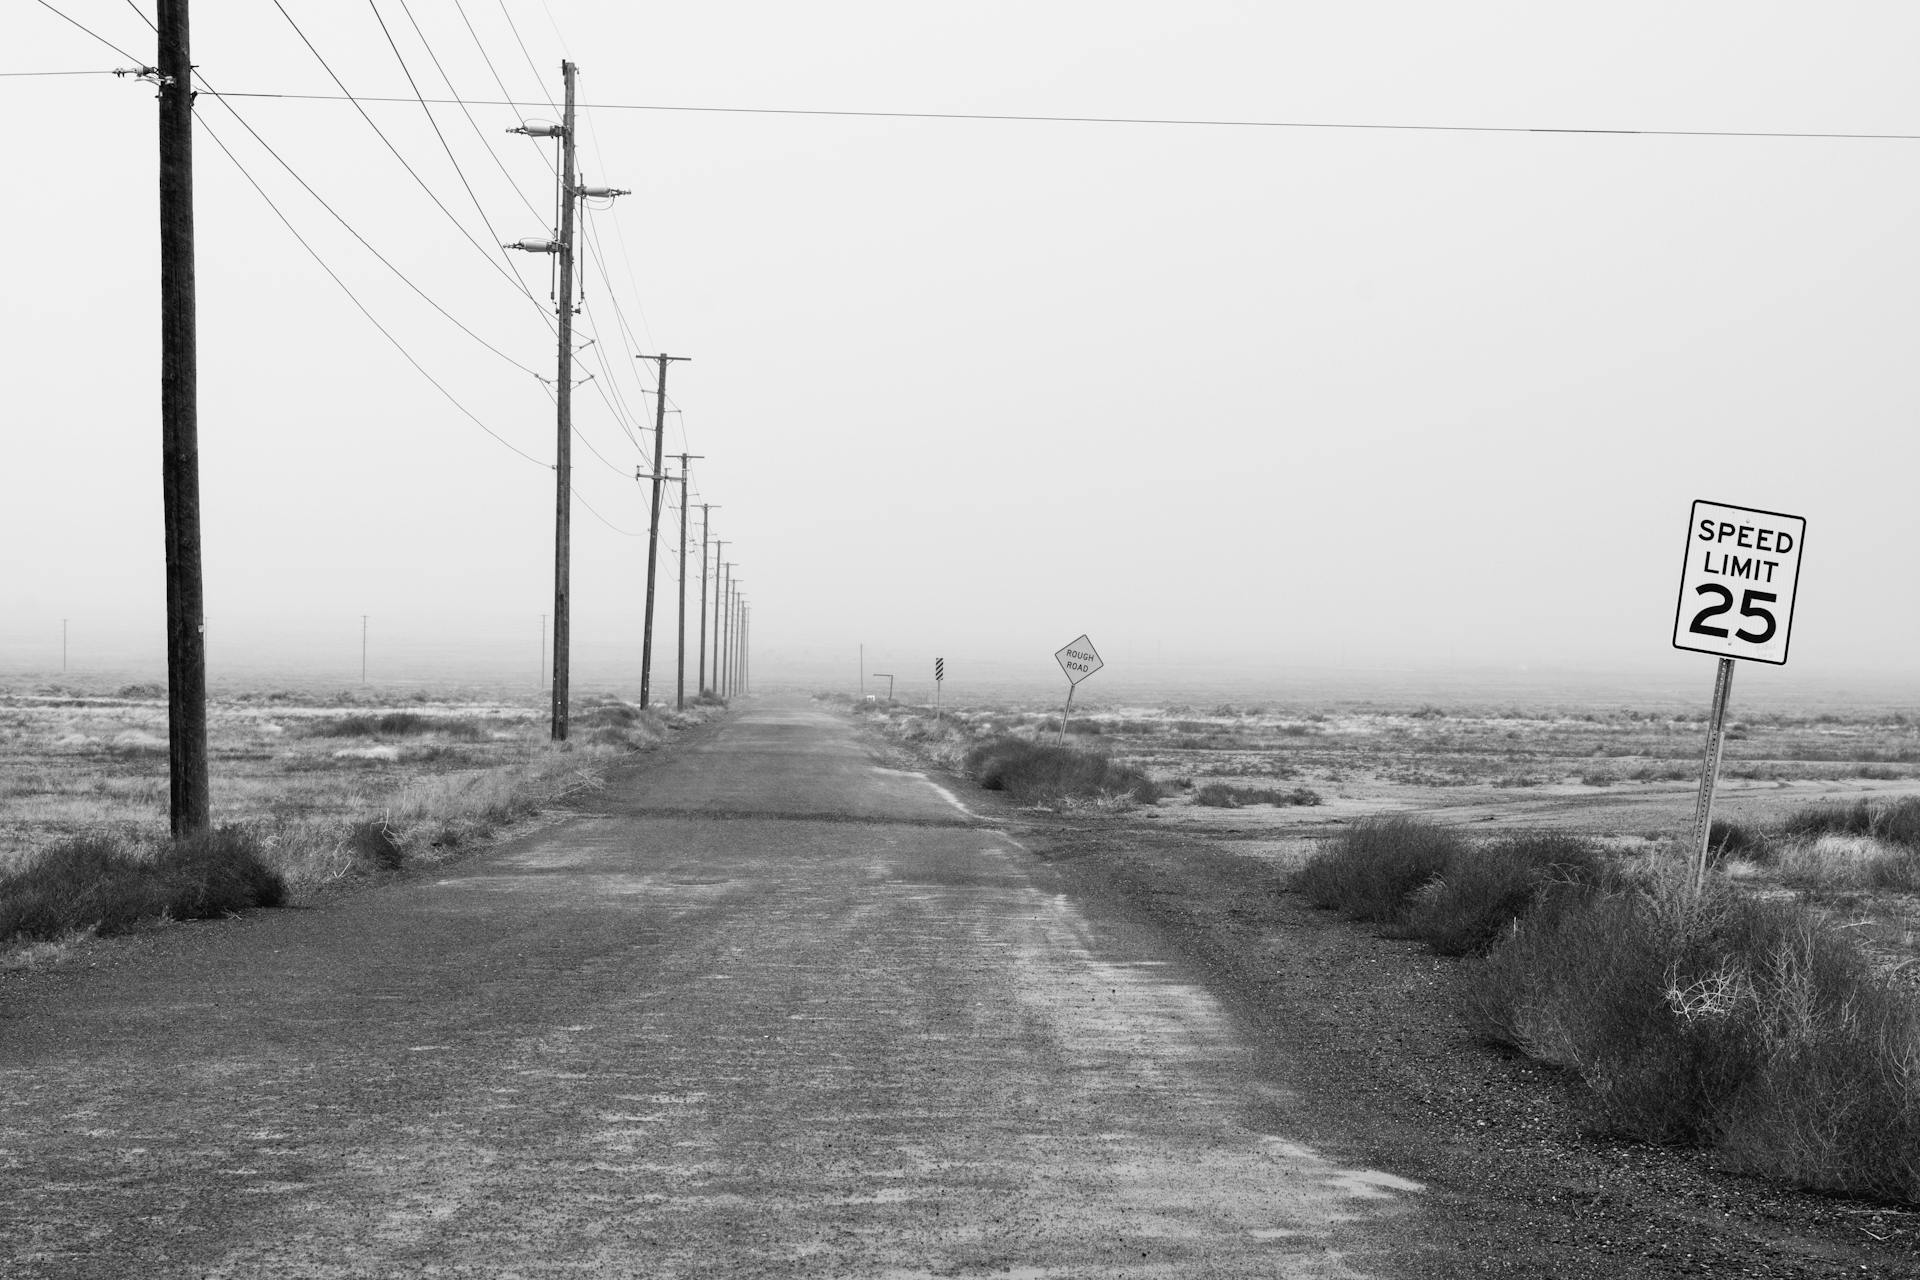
[{"left": 1054, "top": 635, "right": 1103, "bottom": 686}]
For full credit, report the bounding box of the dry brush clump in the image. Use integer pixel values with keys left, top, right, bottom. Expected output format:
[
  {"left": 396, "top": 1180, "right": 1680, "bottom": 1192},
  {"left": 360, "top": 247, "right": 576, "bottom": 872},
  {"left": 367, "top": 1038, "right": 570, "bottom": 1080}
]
[
  {"left": 1470, "top": 873, "right": 1920, "bottom": 1203},
  {"left": 0, "top": 826, "right": 286, "bottom": 945},
  {"left": 1293, "top": 816, "right": 1465, "bottom": 923},
  {"left": 1192, "top": 782, "right": 1323, "bottom": 809},
  {"left": 1295, "top": 813, "right": 1920, "bottom": 1204},
  {"left": 963, "top": 737, "right": 1161, "bottom": 807},
  {"left": 1749, "top": 797, "right": 1920, "bottom": 892}
]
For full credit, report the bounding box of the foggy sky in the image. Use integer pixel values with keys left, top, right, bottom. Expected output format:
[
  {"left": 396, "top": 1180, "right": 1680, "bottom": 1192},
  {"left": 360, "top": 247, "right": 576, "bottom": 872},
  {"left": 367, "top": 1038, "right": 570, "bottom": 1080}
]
[{"left": 7, "top": 3, "right": 1920, "bottom": 702}]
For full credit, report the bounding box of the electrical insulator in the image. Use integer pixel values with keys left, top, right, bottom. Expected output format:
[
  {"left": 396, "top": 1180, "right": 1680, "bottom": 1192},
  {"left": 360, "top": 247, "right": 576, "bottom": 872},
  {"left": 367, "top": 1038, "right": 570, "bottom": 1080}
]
[
  {"left": 506, "top": 238, "right": 560, "bottom": 253},
  {"left": 513, "top": 121, "right": 565, "bottom": 137},
  {"left": 578, "top": 185, "right": 630, "bottom": 198}
]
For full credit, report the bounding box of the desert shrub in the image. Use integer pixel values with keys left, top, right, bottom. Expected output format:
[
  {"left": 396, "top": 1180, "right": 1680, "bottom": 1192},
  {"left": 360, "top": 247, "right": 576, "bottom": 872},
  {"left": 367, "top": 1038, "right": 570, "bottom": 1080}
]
[
  {"left": 1401, "top": 831, "right": 1607, "bottom": 957},
  {"left": 163, "top": 827, "right": 289, "bottom": 917},
  {"left": 963, "top": 737, "right": 1160, "bottom": 805},
  {"left": 572, "top": 700, "right": 666, "bottom": 750},
  {"left": 1716, "top": 960, "right": 1920, "bottom": 1202},
  {"left": 1293, "top": 816, "right": 1463, "bottom": 922},
  {"left": 115, "top": 682, "right": 166, "bottom": 700},
  {"left": 1708, "top": 817, "right": 1769, "bottom": 865},
  {"left": 1193, "top": 783, "right": 1322, "bottom": 809},
  {"left": 1781, "top": 796, "right": 1920, "bottom": 851},
  {"left": 301, "top": 712, "right": 490, "bottom": 740},
  {"left": 0, "top": 827, "right": 286, "bottom": 944},
  {"left": 1773, "top": 835, "right": 1920, "bottom": 893},
  {"left": 1876, "top": 795, "right": 1920, "bottom": 847},
  {"left": 1782, "top": 799, "right": 1874, "bottom": 841},
  {"left": 343, "top": 818, "right": 403, "bottom": 871},
  {"left": 1469, "top": 875, "right": 1920, "bottom": 1200}
]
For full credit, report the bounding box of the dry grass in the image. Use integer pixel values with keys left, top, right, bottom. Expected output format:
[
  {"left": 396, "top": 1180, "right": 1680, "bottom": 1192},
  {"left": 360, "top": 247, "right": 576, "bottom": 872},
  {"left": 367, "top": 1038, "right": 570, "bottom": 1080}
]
[{"left": 0, "top": 684, "right": 714, "bottom": 909}]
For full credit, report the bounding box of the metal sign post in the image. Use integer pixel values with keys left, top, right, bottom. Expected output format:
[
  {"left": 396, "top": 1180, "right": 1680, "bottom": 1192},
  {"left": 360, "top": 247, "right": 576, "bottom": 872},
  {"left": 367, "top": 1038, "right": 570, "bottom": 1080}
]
[
  {"left": 1671, "top": 499, "right": 1807, "bottom": 896},
  {"left": 934, "top": 657, "right": 945, "bottom": 724},
  {"left": 1053, "top": 634, "right": 1104, "bottom": 743}
]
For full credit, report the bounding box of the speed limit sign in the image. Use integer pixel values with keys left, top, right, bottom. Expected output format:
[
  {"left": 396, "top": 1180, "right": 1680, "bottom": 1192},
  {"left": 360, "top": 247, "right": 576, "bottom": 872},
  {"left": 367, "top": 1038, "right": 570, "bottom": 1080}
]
[{"left": 1672, "top": 499, "right": 1806, "bottom": 666}]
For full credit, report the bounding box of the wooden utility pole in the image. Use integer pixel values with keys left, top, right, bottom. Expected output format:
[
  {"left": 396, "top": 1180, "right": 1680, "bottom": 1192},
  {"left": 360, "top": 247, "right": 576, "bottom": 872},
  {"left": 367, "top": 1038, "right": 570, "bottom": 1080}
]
[
  {"left": 714, "top": 564, "right": 725, "bottom": 694},
  {"left": 698, "top": 508, "right": 718, "bottom": 696},
  {"left": 508, "top": 64, "right": 625, "bottom": 736},
  {"left": 159, "top": 0, "right": 209, "bottom": 836},
  {"left": 549, "top": 62, "right": 579, "bottom": 741},
  {"left": 671, "top": 454, "right": 702, "bottom": 709},
  {"left": 728, "top": 584, "right": 743, "bottom": 698},
  {"left": 710, "top": 543, "right": 729, "bottom": 696},
  {"left": 637, "top": 354, "right": 689, "bottom": 707}
]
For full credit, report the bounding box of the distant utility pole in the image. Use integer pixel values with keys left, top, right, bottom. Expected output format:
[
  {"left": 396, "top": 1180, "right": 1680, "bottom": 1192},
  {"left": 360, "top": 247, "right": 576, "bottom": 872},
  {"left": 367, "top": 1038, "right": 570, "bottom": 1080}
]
[
  {"left": 742, "top": 605, "right": 751, "bottom": 695},
  {"left": 731, "top": 584, "right": 744, "bottom": 699},
  {"left": 672, "top": 454, "right": 703, "bottom": 709},
  {"left": 699, "top": 509, "right": 719, "bottom": 696},
  {"left": 727, "top": 587, "right": 740, "bottom": 697},
  {"left": 709, "top": 541, "right": 729, "bottom": 696},
  {"left": 361, "top": 615, "right": 368, "bottom": 684},
  {"left": 636, "top": 354, "right": 691, "bottom": 707},
  {"left": 158, "top": 0, "right": 209, "bottom": 837},
  {"left": 714, "top": 564, "right": 725, "bottom": 694},
  {"left": 507, "top": 62, "right": 627, "bottom": 741},
  {"left": 730, "top": 587, "right": 745, "bottom": 697}
]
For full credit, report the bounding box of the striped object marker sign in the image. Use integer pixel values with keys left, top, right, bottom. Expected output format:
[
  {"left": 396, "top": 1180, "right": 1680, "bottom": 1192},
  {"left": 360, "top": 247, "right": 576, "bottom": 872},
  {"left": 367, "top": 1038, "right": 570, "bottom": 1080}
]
[{"left": 935, "top": 657, "right": 944, "bottom": 682}]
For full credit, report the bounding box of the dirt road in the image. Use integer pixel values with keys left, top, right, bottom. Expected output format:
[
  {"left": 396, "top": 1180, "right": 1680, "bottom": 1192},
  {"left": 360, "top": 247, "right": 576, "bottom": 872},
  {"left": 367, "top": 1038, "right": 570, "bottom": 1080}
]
[{"left": 1, "top": 699, "right": 1424, "bottom": 1278}]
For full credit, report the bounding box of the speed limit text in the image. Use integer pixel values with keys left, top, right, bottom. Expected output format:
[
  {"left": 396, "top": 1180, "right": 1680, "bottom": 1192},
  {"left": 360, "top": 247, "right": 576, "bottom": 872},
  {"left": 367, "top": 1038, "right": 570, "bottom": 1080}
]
[{"left": 1695, "top": 518, "right": 1796, "bottom": 584}]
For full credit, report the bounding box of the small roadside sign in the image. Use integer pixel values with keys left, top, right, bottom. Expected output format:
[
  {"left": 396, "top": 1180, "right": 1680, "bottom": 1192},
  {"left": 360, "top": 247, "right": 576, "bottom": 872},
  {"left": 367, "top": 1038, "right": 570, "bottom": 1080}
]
[
  {"left": 1670, "top": 498, "right": 1809, "bottom": 899},
  {"left": 1672, "top": 499, "right": 1806, "bottom": 666},
  {"left": 1055, "top": 635, "right": 1103, "bottom": 686},
  {"left": 1053, "top": 635, "right": 1102, "bottom": 742}
]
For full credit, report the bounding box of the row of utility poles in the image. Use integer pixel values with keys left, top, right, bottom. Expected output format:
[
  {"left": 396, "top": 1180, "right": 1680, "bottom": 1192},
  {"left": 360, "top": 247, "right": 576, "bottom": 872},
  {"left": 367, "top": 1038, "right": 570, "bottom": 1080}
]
[
  {"left": 504, "top": 60, "right": 748, "bottom": 742},
  {"left": 143, "top": 13, "right": 751, "bottom": 836}
]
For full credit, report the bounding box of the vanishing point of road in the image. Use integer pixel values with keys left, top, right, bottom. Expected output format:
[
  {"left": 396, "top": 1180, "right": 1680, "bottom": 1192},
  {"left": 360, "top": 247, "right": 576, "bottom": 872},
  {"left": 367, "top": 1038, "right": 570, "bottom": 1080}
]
[{"left": 1, "top": 697, "right": 1422, "bottom": 1278}]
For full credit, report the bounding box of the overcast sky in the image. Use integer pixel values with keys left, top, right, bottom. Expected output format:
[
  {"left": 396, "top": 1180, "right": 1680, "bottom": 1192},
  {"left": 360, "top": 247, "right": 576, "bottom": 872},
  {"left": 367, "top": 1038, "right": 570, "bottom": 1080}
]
[{"left": 6, "top": 3, "right": 1919, "bottom": 700}]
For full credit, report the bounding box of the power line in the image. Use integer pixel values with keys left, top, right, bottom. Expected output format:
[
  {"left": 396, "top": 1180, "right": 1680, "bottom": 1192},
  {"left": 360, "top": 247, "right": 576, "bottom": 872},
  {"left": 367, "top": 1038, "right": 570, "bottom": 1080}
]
[
  {"left": 206, "top": 92, "right": 1920, "bottom": 144},
  {"left": 573, "top": 485, "right": 643, "bottom": 537},
  {"left": 268, "top": 0, "right": 551, "bottom": 315},
  {"left": 195, "top": 105, "right": 549, "bottom": 469},
  {"left": 31, "top": 0, "right": 141, "bottom": 62},
  {"left": 191, "top": 79, "right": 547, "bottom": 378},
  {"left": 120, "top": 0, "right": 155, "bottom": 34},
  {"left": 495, "top": 0, "right": 556, "bottom": 116},
  {"left": 372, "top": 0, "right": 543, "bottom": 306},
  {"left": 0, "top": 69, "right": 121, "bottom": 77},
  {"left": 400, "top": 0, "right": 547, "bottom": 224}
]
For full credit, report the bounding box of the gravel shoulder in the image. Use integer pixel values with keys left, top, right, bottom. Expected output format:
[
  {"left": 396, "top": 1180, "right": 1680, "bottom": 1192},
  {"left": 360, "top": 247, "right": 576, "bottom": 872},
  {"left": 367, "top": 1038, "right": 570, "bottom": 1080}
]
[{"left": 875, "top": 734, "right": 1920, "bottom": 1279}]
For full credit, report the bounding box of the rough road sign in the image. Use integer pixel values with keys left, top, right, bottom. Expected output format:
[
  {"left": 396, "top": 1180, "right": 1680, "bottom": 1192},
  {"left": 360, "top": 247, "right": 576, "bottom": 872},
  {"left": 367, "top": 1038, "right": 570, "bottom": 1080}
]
[
  {"left": 1055, "top": 635, "right": 1103, "bottom": 685},
  {"left": 1672, "top": 499, "right": 1806, "bottom": 666}
]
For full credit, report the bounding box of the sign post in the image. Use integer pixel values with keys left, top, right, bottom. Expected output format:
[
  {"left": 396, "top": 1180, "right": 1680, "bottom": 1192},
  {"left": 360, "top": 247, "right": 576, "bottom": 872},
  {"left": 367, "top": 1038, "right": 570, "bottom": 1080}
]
[
  {"left": 1053, "top": 634, "right": 1104, "bottom": 743},
  {"left": 934, "top": 657, "right": 945, "bottom": 724},
  {"left": 1671, "top": 499, "right": 1806, "bottom": 895}
]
